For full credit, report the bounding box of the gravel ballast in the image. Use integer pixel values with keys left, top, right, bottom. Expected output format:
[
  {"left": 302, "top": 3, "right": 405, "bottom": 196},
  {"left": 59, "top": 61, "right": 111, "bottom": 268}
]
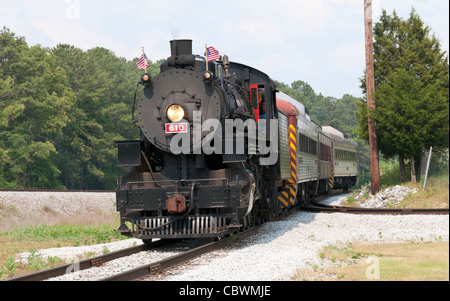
[
  {"left": 0, "top": 191, "right": 116, "bottom": 231},
  {"left": 2, "top": 191, "right": 448, "bottom": 281},
  {"left": 158, "top": 206, "right": 448, "bottom": 281},
  {"left": 0, "top": 191, "right": 116, "bottom": 217}
]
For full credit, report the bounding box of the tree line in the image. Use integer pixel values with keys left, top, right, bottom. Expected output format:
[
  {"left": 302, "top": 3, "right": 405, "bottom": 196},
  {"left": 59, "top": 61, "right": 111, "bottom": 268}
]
[
  {"left": 0, "top": 27, "right": 162, "bottom": 189},
  {"left": 1, "top": 8, "right": 447, "bottom": 189},
  {"left": 0, "top": 26, "right": 366, "bottom": 190}
]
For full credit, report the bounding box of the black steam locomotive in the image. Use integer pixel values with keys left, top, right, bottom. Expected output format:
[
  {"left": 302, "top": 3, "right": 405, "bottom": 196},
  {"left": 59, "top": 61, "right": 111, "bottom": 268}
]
[{"left": 115, "top": 40, "right": 357, "bottom": 242}]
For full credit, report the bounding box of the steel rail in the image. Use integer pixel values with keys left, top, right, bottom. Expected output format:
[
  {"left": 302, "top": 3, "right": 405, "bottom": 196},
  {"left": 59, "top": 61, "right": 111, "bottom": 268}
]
[
  {"left": 6, "top": 241, "right": 171, "bottom": 281},
  {"left": 301, "top": 201, "right": 449, "bottom": 215},
  {"left": 101, "top": 226, "right": 261, "bottom": 281}
]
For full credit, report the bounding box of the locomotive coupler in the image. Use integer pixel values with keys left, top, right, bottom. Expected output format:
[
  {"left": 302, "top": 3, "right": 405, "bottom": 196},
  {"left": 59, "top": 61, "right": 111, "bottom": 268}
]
[{"left": 166, "top": 194, "right": 187, "bottom": 214}]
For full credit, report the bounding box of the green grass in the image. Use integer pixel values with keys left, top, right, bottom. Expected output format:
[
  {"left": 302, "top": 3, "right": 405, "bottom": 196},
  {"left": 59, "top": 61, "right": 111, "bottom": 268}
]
[
  {"left": 398, "top": 173, "right": 449, "bottom": 209},
  {"left": 0, "top": 223, "right": 128, "bottom": 279},
  {"left": 291, "top": 241, "right": 449, "bottom": 281},
  {"left": 1, "top": 223, "right": 125, "bottom": 246},
  {"left": 379, "top": 158, "right": 406, "bottom": 188},
  {"left": 346, "top": 166, "right": 449, "bottom": 209}
]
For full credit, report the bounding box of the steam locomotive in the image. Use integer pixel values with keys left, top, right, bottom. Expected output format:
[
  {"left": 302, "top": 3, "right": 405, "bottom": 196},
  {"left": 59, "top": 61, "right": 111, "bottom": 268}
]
[{"left": 115, "top": 40, "right": 357, "bottom": 242}]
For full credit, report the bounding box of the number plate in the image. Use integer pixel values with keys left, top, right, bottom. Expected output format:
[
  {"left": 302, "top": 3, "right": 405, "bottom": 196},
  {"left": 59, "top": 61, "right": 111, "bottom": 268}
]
[{"left": 165, "top": 123, "right": 188, "bottom": 134}]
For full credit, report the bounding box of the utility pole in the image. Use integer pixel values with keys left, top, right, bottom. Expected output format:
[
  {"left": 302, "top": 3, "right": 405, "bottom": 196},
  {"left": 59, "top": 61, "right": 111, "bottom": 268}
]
[{"left": 364, "top": 0, "right": 381, "bottom": 195}]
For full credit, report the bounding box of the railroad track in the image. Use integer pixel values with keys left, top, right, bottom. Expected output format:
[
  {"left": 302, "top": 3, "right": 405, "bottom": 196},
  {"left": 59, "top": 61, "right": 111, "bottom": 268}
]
[
  {"left": 6, "top": 226, "right": 260, "bottom": 281},
  {"left": 103, "top": 226, "right": 261, "bottom": 281},
  {"left": 5, "top": 190, "right": 447, "bottom": 281},
  {"left": 301, "top": 201, "right": 449, "bottom": 215},
  {"left": 6, "top": 241, "right": 156, "bottom": 281}
]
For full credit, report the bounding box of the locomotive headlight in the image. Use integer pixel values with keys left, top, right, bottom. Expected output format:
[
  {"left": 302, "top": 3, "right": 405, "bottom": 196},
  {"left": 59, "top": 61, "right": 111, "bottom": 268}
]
[{"left": 166, "top": 104, "right": 185, "bottom": 122}]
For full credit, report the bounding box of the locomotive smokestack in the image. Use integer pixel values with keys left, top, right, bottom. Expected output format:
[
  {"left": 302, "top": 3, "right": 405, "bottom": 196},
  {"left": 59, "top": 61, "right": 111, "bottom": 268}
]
[
  {"left": 170, "top": 39, "right": 193, "bottom": 56},
  {"left": 168, "top": 39, "right": 195, "bottom": 68}
]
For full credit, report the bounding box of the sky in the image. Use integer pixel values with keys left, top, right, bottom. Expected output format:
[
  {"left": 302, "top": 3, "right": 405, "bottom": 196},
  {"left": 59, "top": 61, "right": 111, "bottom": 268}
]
[{"left": 1, "top": 0, "right": 448, "bottom": 98}]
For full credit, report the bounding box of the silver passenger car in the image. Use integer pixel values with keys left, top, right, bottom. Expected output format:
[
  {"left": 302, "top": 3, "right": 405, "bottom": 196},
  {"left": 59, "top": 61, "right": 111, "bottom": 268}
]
[{"left": 322, "top": 126, "right": 358, "bottom": 191}]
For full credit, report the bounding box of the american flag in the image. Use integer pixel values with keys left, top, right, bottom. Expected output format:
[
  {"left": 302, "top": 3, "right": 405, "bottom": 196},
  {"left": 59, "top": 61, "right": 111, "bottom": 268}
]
[
  {"left": 136, "top": 53, "right": 149, "bottom": 69},
  {"left": 205, "top": 46, "right": 220, "bottom": 61}
]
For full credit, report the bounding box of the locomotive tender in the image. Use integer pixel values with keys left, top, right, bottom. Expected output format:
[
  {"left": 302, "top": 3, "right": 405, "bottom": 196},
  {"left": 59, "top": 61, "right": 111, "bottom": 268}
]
[{"left": 115, "top": 40, "right": 357, "bottom": 242}]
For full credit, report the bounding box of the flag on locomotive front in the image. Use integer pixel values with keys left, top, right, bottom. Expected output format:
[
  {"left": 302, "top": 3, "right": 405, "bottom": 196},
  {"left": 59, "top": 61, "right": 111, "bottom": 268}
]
[
  {"left": 205, "top": 46, "right": 220, "bottom": 61},
  {"left": 137, "top": 48, "right": 150, "bottom": 70}
]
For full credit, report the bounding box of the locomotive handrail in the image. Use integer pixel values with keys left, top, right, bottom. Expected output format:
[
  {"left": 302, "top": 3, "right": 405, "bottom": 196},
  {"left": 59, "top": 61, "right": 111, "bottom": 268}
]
[
  {"left": 140, "top": 151, "right": 162, "bottom": 188},
  {"left": 131, "top": 81, "right": 141, "bottom": 124},
  {"left": 125, "top": 177, "right": 230, "bottom": 190}
]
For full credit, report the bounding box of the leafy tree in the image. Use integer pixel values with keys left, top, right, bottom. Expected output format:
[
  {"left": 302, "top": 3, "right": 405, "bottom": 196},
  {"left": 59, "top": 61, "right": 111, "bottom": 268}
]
[
  {"left": 50, "top": 44, "right": 162, "bottom": 189},
  {"left": 357, "top": 8, "right": 449, "bottom": 182},
  {"left": 0, "top": 29, "right": 76, "bottom": 188}
]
